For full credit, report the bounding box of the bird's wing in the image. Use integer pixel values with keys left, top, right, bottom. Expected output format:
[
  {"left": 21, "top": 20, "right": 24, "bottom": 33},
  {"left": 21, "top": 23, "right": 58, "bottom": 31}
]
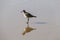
[{"left": 26, "top": 13, "right": 34, "bottom": 17}]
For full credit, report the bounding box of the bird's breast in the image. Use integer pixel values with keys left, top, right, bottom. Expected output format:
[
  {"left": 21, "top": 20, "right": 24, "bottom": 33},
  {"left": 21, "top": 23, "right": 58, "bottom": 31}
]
[{"left": 23, "top": 13, "right": 27, "bottom": 18}]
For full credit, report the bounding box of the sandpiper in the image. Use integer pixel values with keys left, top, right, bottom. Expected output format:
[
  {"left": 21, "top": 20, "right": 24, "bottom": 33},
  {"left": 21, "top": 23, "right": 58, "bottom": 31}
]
[{"left": 22, "top": 10, "right": 36, "bottom": 24}]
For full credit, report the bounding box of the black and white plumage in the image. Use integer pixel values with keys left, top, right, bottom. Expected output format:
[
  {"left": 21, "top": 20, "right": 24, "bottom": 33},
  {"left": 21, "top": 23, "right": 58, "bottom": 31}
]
[
  {"left": 22, "top": 10, "right": 36, "bottom": 24},
  {"left": 22, "top": 10, "right": 36, "bottom": 18}
]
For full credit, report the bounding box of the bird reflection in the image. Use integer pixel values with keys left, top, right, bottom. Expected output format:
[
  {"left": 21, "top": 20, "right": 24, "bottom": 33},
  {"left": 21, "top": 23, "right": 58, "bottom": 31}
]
[
  {"left": 22, "top": 26, "right": 36, "bottom": 35},
  {"left": 22, "top": 21, "right": 36, "bottom": 35}
]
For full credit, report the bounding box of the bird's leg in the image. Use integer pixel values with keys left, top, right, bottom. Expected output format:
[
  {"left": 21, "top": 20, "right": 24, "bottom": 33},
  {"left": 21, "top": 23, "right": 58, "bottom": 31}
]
[
  {"left": 28, "top": 18, "right": 29, "bottom": 24},
  {"left": 27, "top": 18, "right": 28, "bottom": 24},
  {"left": 28, "top": 18, "right": 29, "bottom": 27},
  {"left": 27, "top": 18, "right": 29, "bottom": 27}
]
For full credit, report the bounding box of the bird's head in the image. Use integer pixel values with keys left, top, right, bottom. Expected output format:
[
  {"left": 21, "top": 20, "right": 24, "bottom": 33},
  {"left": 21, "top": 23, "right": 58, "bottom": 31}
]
[{"left": 22, "top": 10, "right": 26, "bottom": 13}]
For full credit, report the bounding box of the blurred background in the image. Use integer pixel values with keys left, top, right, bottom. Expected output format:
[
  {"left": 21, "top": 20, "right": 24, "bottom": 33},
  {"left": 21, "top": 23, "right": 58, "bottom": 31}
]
[{"left": 0, "top": 0, "right": 60, "bottom": 40}]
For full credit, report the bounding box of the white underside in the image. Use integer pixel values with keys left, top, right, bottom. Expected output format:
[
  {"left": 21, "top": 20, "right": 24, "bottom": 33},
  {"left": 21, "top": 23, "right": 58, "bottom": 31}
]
[{"left": 23, "top": 13, "right": 27, "bottom": 18}]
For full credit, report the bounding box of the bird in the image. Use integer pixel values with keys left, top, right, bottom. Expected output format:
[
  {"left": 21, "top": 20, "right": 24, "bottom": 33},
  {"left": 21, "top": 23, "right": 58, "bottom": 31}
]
[{"left": 22, "top": 10, "right": 37, "bottom": 24}]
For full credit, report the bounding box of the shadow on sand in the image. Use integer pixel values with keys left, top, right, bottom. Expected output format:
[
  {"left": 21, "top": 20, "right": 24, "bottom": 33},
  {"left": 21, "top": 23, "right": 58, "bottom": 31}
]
[{"left": 35, "top": 22, "right": 47, "bottom": 24}]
